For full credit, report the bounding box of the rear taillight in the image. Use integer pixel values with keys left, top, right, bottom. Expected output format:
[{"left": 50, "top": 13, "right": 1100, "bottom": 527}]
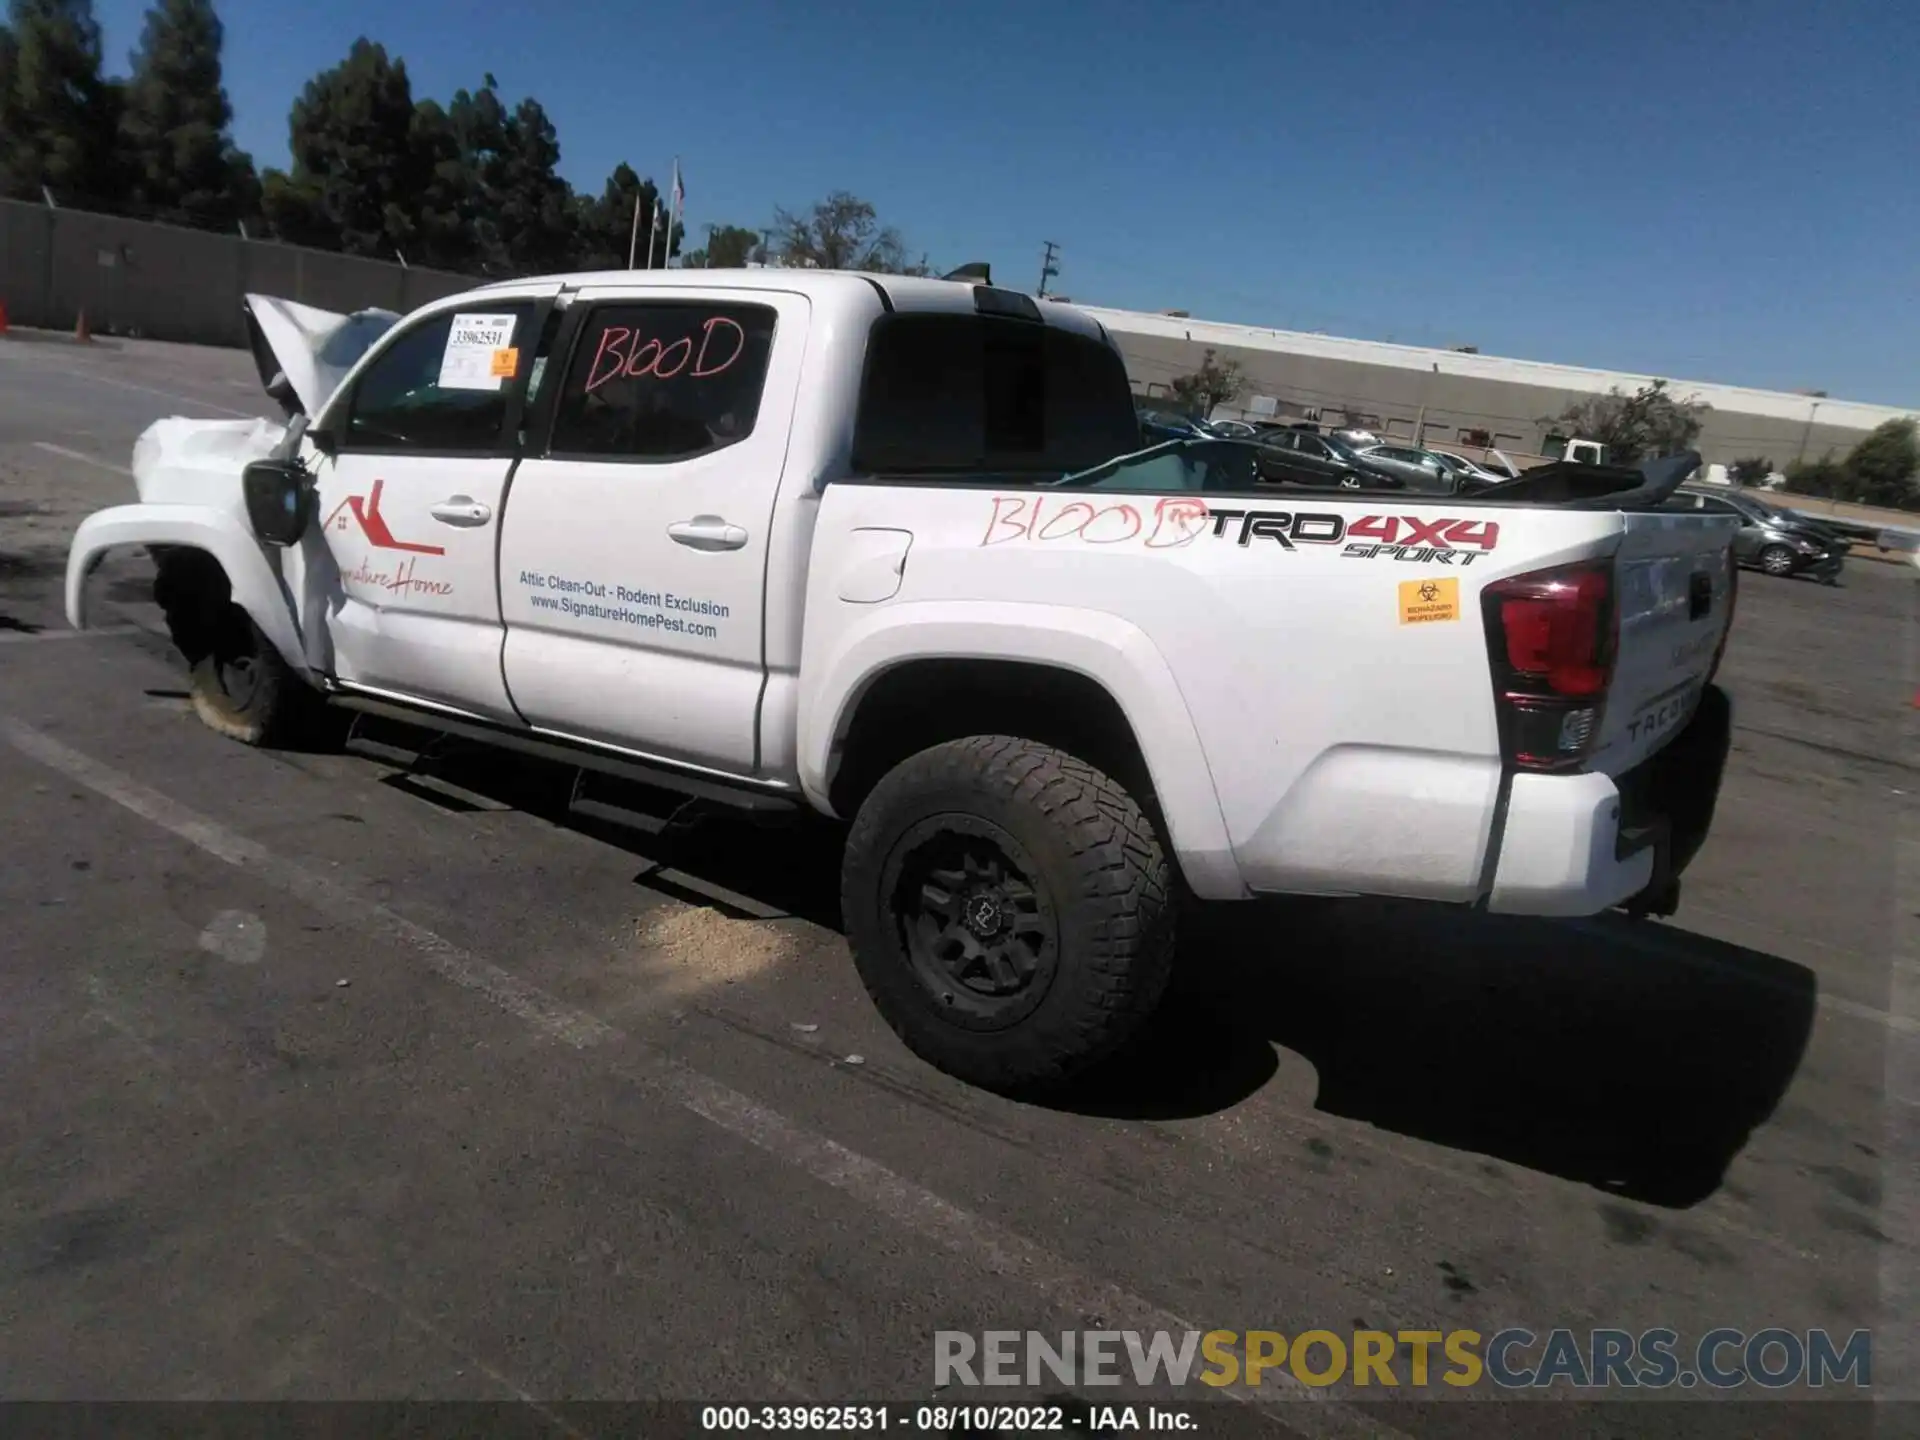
[{"left": 1481, "top": 560, "right": 1618, "bottom": 772}]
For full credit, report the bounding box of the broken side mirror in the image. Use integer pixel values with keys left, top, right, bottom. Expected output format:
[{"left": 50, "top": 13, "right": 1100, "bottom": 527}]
[{"left": 243, "top": 457, "right": 315, "bottom": 547}]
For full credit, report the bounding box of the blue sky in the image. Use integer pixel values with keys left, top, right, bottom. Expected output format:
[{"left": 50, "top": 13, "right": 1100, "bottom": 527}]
[{"left": 93, "top": 0, "right": 1918, "bottom": 405}]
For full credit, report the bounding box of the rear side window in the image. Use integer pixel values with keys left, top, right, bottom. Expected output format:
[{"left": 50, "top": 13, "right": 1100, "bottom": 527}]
[
  {"left": 851, "top": 314, "right": 1141, "bottom": 478},
  {"left": 549, "top": 302, "right": 777, "bottom": 461},
  {"left": 342, "top": 303, "right": 537, "bottom": 452}
]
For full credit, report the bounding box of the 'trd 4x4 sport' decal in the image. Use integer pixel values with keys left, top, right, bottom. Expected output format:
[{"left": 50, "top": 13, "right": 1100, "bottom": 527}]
[
  {"left": 979, "top": 495, "right": 1499, "bottom": 561},
  {"left": 1203, "top": 508, "right": 1500, "bottom": 562}
]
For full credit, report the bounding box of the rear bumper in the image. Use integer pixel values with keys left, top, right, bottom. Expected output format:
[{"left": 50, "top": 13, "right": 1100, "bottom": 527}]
[{"left": 1487, "top": 685, "right": 1732, "bottom": 918}]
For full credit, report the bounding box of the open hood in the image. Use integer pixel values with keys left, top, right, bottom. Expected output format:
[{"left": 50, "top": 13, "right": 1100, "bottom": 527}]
[{"left": 242, "top": 293, "right": 402, "bottom": 422}]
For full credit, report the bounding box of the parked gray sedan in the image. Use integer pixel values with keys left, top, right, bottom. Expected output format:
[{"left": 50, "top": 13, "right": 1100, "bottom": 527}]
[
  {"left": 1351, "top": 443, "right": 1460, "bottom": 493},
  {"left": 1662, "top": 486, "right": 1849, "bottom": 582}
]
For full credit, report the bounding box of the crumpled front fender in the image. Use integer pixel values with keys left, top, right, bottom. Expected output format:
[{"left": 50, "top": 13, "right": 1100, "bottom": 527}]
[{"left": 66, "top": 503, "right": 306, "bottom": 671}]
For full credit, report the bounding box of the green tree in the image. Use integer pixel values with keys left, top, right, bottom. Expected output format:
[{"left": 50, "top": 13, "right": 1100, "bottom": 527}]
[
  {"left": 681, "top": 222, "right": 762, "bottom": 269},
  {"left": 1728, "top": 456, "right": 1774, "bottom": 487},
  {"left": 400, "top": 96, "right": 478, "bottom": 270},
  {"left": 774, "top": 191, "right": 917, "bottom": 272},
  {"left": 117, "top": 0, "right": 257, "bottom": 229},
  {"left": 1545, "top": 379, "right": 1711, "bottom": 465},
  {"left": 0, "top": 0, "right": 122, "bottom": 204},
  {"left": 261, "top": 38, "right": 422, "bottom": 256},
  {"left": 569, "top": 161, "right": 678, "bottom": 270},
  {"left": 1170, "top": 348, "right": 1244, "bottom": 417},
  {"left": 1842, "top": 418, "right": 1920, "bottom": 509},
  {"left": 1783, "top": 454, "right": 1848, "bottom": 500},
  {"left": 444, "top": 76, "right": 574, "bottom": 275}
]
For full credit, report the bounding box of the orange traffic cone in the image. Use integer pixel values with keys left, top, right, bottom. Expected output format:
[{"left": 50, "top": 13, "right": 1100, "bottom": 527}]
[{"left": 74, "top": 308, "right": 91, "bottom": 342}]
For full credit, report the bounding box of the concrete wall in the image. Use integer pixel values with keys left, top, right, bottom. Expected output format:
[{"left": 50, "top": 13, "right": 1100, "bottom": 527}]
[
  {"left": 1107, "top": 328, "right": 1892, "bottom": 468},
  {"left": 0, "top": 199, "right": 476, "bottom": 346}
]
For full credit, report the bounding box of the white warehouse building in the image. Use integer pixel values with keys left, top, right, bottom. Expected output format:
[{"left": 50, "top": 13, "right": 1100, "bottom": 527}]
[{"left": 1078, "top": 305, "right": 1914, "bottom": 469}]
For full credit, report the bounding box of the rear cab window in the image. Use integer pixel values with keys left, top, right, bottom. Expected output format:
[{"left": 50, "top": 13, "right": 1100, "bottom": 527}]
[
  {"left": 548, "top": 301, "right": 779, "bottom": 461},
  {"left": 851, "top": 313, "right": 1141, "bottom": 480}
]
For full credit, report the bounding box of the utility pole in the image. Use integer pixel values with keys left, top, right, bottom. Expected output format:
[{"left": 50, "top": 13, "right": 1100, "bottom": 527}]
[{"left": 1037, "top": 241, "right": 1060, "bottom": 297}]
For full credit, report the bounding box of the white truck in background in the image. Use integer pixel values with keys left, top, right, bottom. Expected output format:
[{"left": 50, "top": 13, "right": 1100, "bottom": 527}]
[
  {"left": 66, "top": 271, "right": 1741, "bottom": 1091},
  {"left": 1544, "top": 435, "right": 1611, "bottom": 466}
]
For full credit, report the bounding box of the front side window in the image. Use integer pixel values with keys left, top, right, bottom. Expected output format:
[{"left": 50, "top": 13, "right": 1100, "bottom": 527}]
[
  {"left": 852, "top": 314, "right": 1141, "bottom": 478},
  {"left": 549, "top": 301, "right": 778, "bottom": 461},
  {"left": 342, "top": 303, "right": 537, "bottom": 452}
]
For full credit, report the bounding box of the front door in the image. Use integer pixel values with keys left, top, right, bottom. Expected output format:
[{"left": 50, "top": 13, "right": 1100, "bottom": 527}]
[
  {"left": 498, "top": 286, "right": 810, "bottom": 775},
  {"left": 301, "top": 296, "right": 549, "bottom": 719}
]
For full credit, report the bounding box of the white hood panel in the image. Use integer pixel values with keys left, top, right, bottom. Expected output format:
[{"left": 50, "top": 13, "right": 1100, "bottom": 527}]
[
  {"left": 131, "top": 416, "right": 290, "bottom": 509},
  {"left": 245, "top": 293, "right": 401, "bottom": 420}
]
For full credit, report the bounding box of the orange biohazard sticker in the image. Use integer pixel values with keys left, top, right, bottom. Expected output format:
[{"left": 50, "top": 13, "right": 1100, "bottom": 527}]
[
  {"left": 489, "top": 347, "right": 520, "bottom": 378},
  {"left": 1399, "top": 577, "right": 1459, "bottom": 625}
]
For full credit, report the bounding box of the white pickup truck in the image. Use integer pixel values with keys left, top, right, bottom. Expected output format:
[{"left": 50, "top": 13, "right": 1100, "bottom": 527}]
[{"left": 66, "top": 270, "right": 1740, "bottom": 1091}]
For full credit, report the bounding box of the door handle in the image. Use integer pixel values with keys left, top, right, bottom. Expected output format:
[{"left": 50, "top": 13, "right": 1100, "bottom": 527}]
[
  {"left": 429, "top": 496, "right": 493, "bottom": 526},
  {"left": 667, "top": 515, "right": 749, "bottom": 551}
]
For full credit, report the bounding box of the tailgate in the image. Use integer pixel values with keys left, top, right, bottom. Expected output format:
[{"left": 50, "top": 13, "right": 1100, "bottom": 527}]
[{"left": 1593, "top": 510, "right": 1739, "bottom": 774}]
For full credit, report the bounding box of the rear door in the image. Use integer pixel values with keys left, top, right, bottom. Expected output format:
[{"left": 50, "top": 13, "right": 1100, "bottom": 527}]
[
  {"left": 497, "top": 285, "right": 809, "bottom": 774},
  {"left": 1591, "top": 510, "right": 1741, "bottom": 774}
]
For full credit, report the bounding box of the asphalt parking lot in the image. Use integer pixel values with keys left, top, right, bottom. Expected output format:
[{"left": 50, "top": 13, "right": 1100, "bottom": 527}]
[{"left": 0, "top": 334, "right": 1914, "bottom": 1439}]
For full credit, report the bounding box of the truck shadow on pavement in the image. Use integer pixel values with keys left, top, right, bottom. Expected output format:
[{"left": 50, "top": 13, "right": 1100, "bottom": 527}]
[
  {"left": 405, "top": 744, "right": 1817, "bottom": 1211},
  {"left": 1073, "top": 897, "right": 1819, "bottom": 1209}
]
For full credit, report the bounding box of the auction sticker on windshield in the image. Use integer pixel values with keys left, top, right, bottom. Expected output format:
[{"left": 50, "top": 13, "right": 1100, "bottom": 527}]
[
  {"left": 1400, "top": 577, "right": 1460, "bottom": 624},
  {"left": 440, "top": 312, "right": 519, "bottom": 391}
]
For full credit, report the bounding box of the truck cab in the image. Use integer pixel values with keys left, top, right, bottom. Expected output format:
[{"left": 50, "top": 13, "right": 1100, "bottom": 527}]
[{"left": 1543, "top": 434, "right": 1611, "bottom": 466}]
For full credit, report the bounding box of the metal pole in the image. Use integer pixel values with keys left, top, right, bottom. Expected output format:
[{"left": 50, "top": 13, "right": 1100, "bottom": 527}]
[
  {"left": 666, "top": 158, "right": 683, "bottom": 269},
  {"left": 627, "top": 193, "right": 642, "bottom": 268},
  {"left": 1796, "top": 399, "right": 1821, "bottom": 464},
  {"left": 1413, "top": 405, "right": 1426, "bottom": 448}
]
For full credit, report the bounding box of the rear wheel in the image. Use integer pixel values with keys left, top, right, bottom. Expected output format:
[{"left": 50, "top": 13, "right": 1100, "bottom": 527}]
[
  {"left": 1758, "top": 544, "right": 1796, "bottom": 577},
  {"left": 840, "top": 736, "right": 1176, "bottom": 1092}
]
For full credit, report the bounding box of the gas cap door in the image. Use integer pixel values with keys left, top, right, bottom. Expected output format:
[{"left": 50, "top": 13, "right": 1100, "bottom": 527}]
[{"left": 835, "top": 527, "right": 914, "bottom": 604}]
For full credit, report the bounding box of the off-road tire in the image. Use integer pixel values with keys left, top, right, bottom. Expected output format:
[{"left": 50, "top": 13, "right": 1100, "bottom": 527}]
[
  {"left": 155, "top": 555, "right": 315, "bottom": 746},
  {"left": 841, "top": 736, "right": 1176, "bottom": 1092}
]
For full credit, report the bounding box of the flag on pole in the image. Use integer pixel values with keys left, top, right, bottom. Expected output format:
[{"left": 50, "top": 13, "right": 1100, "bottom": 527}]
[{"left": 667, "top": 159, "right": 685, "bottom": 267}]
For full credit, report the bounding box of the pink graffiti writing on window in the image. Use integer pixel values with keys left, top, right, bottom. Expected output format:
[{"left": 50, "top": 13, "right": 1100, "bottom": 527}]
[
  {"left": 582, "top": 316, "right": 748, "bottom": 394},
  {"left": 979, "top": 495, "right": 1212, "bottom": 550}
]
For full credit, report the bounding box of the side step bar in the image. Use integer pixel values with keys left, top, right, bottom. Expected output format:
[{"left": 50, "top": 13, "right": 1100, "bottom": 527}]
[{"left": 329, "top": 694, "right": 799, "bottom": 817}]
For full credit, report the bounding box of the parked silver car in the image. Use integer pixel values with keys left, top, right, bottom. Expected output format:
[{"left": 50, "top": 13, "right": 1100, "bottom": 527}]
[
  {"left": 1662, "top": 486, "right": 1848, "bottom": 582},
  {"left": 1351, "top": 443, "right": 1458, "bottom": 493},
  {"left": 1427, "top": 450, "right": 1510, "bottom": 491}
]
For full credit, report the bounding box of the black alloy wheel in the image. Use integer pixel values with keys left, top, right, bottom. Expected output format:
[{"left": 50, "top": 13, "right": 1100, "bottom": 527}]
[{"left": 884, "top": 816, "right": 1060, "bottom": 1030}]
